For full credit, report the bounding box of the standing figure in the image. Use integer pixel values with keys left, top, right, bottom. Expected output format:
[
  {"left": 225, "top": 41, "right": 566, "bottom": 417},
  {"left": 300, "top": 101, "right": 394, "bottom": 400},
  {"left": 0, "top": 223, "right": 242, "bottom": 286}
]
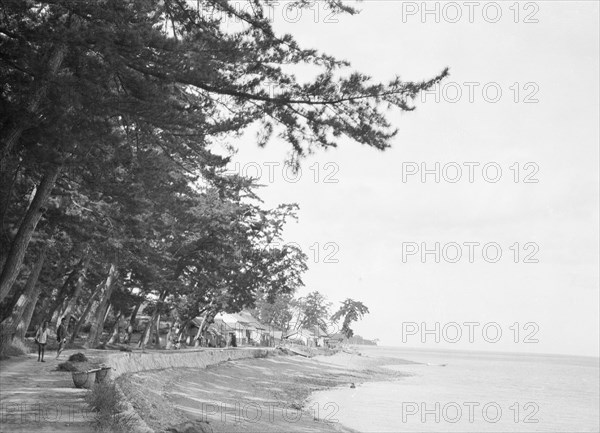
[{"left": 35, "top": 321, "right": 50, "bottom": 362}]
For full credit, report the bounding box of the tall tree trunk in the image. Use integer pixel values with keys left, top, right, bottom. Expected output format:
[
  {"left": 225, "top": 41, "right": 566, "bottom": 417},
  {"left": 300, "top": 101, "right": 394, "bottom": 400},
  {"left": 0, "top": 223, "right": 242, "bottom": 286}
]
[
  {"left": 107, "top": 310, "right": 122, "bottom": 344},
  {"left": 129, "top": 301, "right": 142, "bottom": 326},
  {"left": 138, "top": 321, "right": 149, "bottom": 349},
  {"left": 194, "top": 309, "right": 216, "bottom": 347},
  {"left": 140, "top": 290, "right": 166, "bottom": 350},
  {"left": 193, "top": 315, "right": 208, "bottom": 347},
  {"left": 0, "top": 244, "right": 48, "bottom": 352},
  {"left": 70, "top": 282, "right": 102, "bottom": 343},
  {"left": 81, "top": 284, "right": 105, "bottom": 329},
  {"left": 32, "top": 294, "right": 53, "bottom": 332},
  {"left": 153, "top": 313, "right": 162, "bottom": 349},
  {"left": 51, "top": 299, "right": 68, "bottom": 324},
  {"left": 0, "top": 162, "right": 22, "bottom": 266},
  {"left": 61, "top": 254, "right": 89, "bottom": 332},
  {"left": 0, "top": 164, "right": 61, "bottom": 302},
  {"left": 0, "top": 288, "right": 22, "bottom": 323},
  {"left": 124, "top": 301, "right": 142, "bottom": 344},
  {"left": 177, "top": 319, "right": 190, "bottom": 345},
  {"left": 14, "top": 292, "right": 39, "bottom": 341},
  {"left": 53, "top": 273, "right": 78, "bottom": 321},
  {"left": 84, "top": 263, "right": 118, "bottom": 348},
  {"left": 140, "top": 312, "right": 161, "bottom": 350},
  {"left": 46, "top": 258, "right": 83, "bottom": 323},
  {"left": 103, "top": 303, "right": 112, "bottom": 324},
  {"left": 0, "top": 45, "right": 67, "bottom": 163},
  {"left": 165, "top": 322, "right": 173, "bottom": 349}
]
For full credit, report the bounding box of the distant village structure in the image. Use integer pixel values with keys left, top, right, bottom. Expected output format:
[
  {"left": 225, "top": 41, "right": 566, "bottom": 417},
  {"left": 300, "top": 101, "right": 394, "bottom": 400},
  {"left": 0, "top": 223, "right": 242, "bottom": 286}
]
[{"left": 131, "top": 308, "right": 377, "bottom": 349}]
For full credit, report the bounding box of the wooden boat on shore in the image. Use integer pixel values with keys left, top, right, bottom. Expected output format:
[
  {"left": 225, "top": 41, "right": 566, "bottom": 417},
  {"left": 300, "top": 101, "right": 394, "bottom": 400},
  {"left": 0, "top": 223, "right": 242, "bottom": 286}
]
[{"left": 285, "top": 346, "right": 312, "bottom": 358}]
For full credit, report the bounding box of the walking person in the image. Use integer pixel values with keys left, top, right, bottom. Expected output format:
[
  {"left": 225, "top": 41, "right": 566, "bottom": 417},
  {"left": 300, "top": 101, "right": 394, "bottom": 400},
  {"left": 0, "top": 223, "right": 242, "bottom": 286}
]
[
  {"left": 56, "top": 317, "right": 67, "bottom": 359},
  {"left": 35, "top": 321, "right": 50, "bottom": 362}
]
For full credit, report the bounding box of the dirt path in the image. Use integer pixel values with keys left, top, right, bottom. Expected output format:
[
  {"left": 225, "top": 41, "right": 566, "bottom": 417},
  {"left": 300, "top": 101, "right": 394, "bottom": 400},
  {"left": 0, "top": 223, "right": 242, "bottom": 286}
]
[{"left": 0, "top": 350, "right": 98, "bottom": 432}]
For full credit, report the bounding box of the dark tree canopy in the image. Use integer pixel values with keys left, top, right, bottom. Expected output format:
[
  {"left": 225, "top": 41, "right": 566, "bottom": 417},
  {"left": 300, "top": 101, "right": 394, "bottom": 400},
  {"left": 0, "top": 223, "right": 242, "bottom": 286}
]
[{"left": 0, "top": 0, "right": 445, "bottom": 351}]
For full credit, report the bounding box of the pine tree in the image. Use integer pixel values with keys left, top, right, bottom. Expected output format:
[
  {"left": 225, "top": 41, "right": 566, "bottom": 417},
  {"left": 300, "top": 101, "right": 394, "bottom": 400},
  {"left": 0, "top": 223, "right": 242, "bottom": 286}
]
[{"left": 1, "top": 1, "right": 447, "bottom": 348}]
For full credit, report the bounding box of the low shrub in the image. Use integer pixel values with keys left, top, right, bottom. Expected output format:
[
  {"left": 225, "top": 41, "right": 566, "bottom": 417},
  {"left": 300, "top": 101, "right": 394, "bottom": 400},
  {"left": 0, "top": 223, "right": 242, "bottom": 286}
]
[
  {"left": 86, "top": 381, "right": 135, "bottom": 432},
  {"left": 89, "top": 411, "right": 136, "bottom": 433},
  {"left": 68, "top": 352, "right": 88, "bottom": 362},
  {"left": 2, "top": 338, "right": 35, "bottom": 357},
  {"left": 57, "top": 361, "right": 78, "bottom": 371},
  {"left": 86, "top": 381, "right": 123, "bottom": 413},
  {"left": 252, "top": 349, "right": 268, "bottom": 358}
]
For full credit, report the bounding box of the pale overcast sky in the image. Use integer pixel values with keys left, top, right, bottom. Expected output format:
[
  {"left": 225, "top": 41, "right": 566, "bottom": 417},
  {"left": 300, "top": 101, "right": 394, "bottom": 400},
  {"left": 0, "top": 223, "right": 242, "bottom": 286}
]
[{"left": 219, "top": 1, "right": 599, "bottom": 357}]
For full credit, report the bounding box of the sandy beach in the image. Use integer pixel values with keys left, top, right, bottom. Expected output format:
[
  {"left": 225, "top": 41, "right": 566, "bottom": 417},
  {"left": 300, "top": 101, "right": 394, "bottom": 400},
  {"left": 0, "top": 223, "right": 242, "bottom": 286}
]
[{"left": 117, "top": 349, "right": 415, "bottom": 432}]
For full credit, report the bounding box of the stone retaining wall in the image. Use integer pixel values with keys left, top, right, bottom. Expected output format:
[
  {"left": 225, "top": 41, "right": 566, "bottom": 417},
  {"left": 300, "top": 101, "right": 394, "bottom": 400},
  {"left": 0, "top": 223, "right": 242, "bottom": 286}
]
[
  {"left": 105, "top": 347, "right": 274, "bottom": 378},
  {"left": 102, "top": 348, "right": 274, "bottom": 433}
]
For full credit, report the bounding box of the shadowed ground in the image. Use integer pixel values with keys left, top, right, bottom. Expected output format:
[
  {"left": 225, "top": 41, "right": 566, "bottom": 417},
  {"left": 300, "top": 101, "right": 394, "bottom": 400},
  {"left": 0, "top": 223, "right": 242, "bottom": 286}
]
[{"left": 0, "top": 349, "right": 100, "bottom": 433}]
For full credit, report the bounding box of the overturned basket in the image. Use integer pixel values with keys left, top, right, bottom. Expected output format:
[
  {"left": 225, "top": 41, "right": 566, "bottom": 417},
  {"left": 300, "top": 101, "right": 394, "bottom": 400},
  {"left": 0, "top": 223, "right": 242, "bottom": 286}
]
[
  {"left": 94, "top": 366, "right": 112, "bottom": 383},
  {"left": 72, "top": 366, "right": 112, "bottom": 388},
  {"left": 71, "top": 370, "right": 96, "bottom": 389}
]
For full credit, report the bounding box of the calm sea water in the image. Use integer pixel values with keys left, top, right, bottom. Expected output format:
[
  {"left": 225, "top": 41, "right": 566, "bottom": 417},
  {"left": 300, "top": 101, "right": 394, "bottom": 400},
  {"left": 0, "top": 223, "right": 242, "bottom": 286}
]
[{"left": 310, "top": 346, "right": 600, "bottom": 432}]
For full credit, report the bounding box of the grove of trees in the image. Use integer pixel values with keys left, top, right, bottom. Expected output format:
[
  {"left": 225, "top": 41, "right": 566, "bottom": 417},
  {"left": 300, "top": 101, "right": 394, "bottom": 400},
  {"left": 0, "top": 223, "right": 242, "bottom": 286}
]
[
  {"left": 0, "top": 0, "right": 446, "bottom": 354},
  {"left": 253, "top": 290, "right": 370, "bottom": 341}
]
